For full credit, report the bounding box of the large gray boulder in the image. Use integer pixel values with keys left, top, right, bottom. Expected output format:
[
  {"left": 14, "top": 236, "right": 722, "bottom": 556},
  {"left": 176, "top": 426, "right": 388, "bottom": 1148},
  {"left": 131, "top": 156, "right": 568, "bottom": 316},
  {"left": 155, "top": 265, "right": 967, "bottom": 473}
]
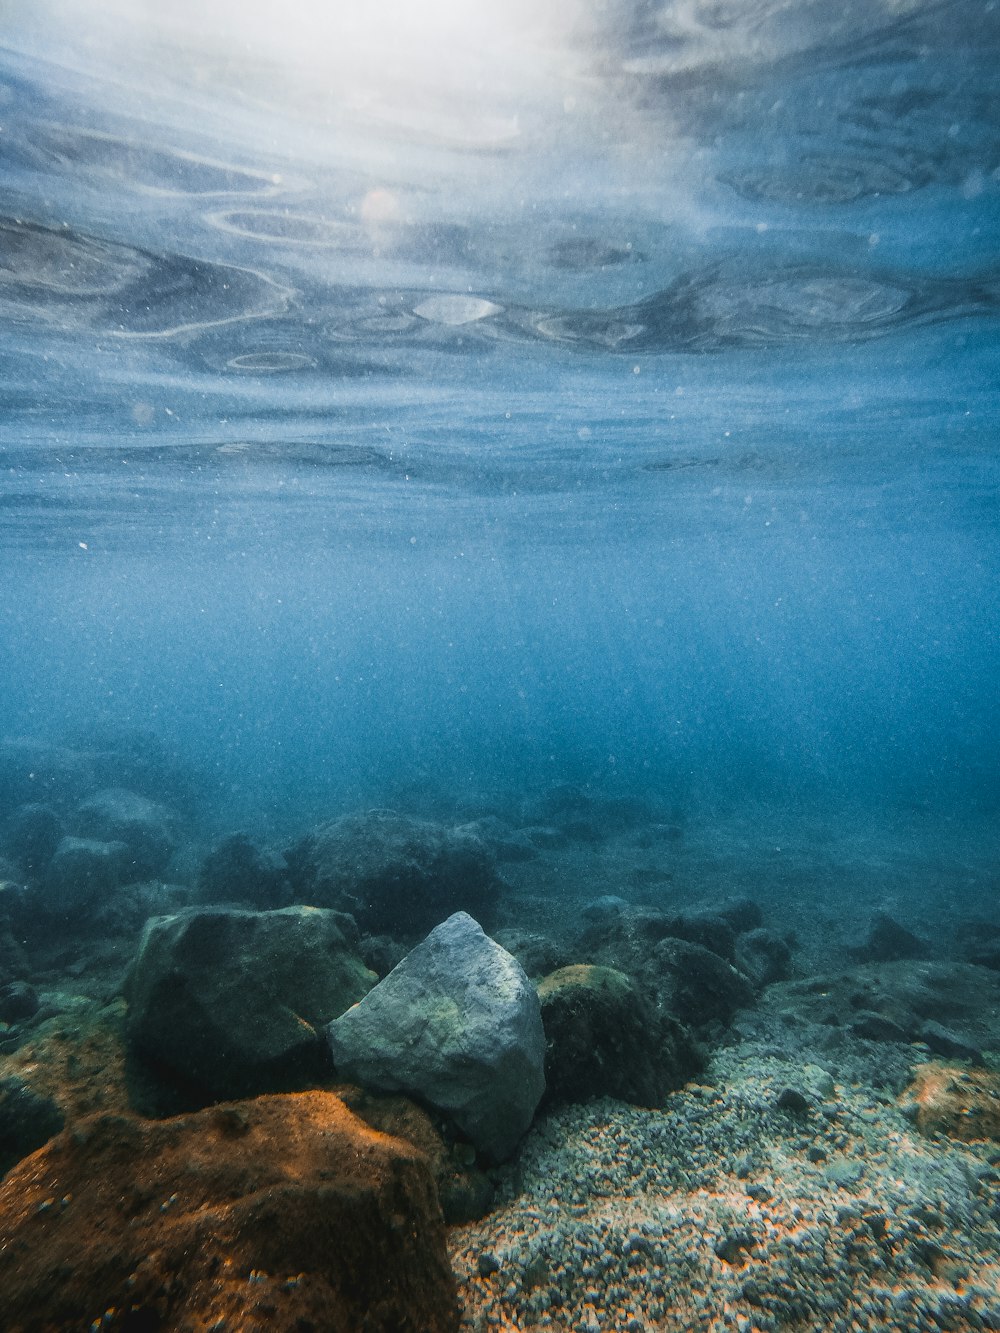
[
  {"left": 286, "top": 809, "right": 500, "bottom": 936},
  {"left": 328, "top": 912, "right": 545, "bottom": 1161},
  {"left": 125, "top": 905, "right": 377, "bottom": 1103},
  {"left": 75, "top": 787, "right": 177, "bottom": 880}
]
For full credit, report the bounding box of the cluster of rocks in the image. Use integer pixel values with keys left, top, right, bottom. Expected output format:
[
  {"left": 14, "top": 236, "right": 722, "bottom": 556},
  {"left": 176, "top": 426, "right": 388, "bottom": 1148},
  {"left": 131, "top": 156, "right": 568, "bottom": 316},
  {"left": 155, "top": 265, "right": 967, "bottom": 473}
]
[
  {"left": 2, "top": 747, "right": 998, "bottom": 1332},
  {"left": 0, "top": 733, "right": 182, "bottom": 929}
]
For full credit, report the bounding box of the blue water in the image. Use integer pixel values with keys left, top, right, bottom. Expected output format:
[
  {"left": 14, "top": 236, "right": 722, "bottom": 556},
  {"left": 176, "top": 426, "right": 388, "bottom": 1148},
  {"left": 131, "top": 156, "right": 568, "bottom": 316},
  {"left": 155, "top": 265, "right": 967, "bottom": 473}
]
[{"left": 1, "top": 0, "right": 997, "bottom": 838}]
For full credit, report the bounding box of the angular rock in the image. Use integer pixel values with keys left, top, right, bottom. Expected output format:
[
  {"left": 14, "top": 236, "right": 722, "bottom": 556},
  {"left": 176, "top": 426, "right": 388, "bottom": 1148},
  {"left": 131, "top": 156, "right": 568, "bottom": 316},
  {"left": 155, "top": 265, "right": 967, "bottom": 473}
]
[
  {"left": 125, "top": 905, "right": 376, "bottom": 1103},
  {"left": 43, "top": 836, "right": 130, "bottom": 915},
  {"left": 75, "top": 787, "right": 177, "bottom": 880},
  {"left": 286, "top": 808, "right": 500, "bottom": 936},
  {"left": 0, "top": 1091, "right": 458, "bottom": 1332},
  {"left": 537, "top": 964, "right": 699, "bottom": 1106},
  {"left": 328, "top": 912, "right": 545, "bottom": 1160},
  {"left": 853, "top": 910, "right": 930, "bottom": 963}
]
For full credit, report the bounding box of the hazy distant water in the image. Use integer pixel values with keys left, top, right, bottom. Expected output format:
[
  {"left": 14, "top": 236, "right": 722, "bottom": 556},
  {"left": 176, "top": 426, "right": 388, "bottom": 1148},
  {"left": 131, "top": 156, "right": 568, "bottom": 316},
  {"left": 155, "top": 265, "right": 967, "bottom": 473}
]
[{"left": 0, "top": 0, "right": 997, "bottom": 830}]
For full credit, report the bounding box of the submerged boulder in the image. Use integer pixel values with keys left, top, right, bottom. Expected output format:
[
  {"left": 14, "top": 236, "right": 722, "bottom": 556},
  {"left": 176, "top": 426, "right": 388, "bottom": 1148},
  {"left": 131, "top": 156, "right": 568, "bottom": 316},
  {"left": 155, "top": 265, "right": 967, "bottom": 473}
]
[
  {"left": 286, "top": 808, "right": 500, "bottom": 936},
  {"left": 645, "top": 937, "right": 756, "bottom": 1031},
  {"left": 74, "top": 787, "right": 177, "bottom": 880},
  {"left": 328, "top": 912, "right": 545, "bottom": 1161},
  {"left": 43, "top": 836, "right": 131, "bottom": 916},
  {"left": 124, "top": 905, "right": 376, "bottom": 1103},
  {"left": 0, "top": 1091, "right": 458, "bottom": 1332},
  {"left": 197, "top": 832, "right": 289, "bottom": 908},
  {"left": 537, "top": 964, "right": 700, "bottom": 1106}
]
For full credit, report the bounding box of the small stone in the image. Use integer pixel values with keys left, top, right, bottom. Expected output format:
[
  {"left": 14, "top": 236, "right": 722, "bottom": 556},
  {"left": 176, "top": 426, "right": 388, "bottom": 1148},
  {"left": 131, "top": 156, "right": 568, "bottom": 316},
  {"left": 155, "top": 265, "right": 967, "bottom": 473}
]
[{"left": 477, "top": 1252, "right": 501, "bottom": 1278}]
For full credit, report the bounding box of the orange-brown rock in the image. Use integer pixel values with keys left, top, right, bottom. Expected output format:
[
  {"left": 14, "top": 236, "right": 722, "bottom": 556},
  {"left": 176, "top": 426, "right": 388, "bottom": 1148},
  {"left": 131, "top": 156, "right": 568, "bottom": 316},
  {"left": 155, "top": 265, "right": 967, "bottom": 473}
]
[
  {"left": 900, "top": 1062, "right": 1000, "bottom": 1141},
  {"left": 0, "top": 1089, "right": 459, "bottom": 1332}
]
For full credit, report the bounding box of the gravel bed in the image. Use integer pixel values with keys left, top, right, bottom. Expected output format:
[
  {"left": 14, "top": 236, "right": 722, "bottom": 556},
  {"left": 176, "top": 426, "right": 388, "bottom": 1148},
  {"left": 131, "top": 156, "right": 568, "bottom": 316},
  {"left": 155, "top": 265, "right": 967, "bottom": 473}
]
[{"left": 450, "top": 1047, "right": 1000, "bottom": 1332}]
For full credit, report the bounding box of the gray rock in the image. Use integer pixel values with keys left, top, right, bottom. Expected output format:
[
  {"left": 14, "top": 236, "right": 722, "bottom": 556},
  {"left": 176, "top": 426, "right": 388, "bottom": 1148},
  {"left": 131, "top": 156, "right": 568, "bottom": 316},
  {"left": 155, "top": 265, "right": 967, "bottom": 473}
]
[
  {"left": 328, "top": 912, "right": 545, "bottom": 1161},
  {"left": 75, "top": 787, "right": 177, "bottom": 880},
  {"left": 286, "top": 809, "right": 500, "bottom": 936},
  {"left": 43, "top": 836, "right": 131, "bottom": 915},
  {"left": 125, "top": 905, "right": 376, "bottom": 1104}
]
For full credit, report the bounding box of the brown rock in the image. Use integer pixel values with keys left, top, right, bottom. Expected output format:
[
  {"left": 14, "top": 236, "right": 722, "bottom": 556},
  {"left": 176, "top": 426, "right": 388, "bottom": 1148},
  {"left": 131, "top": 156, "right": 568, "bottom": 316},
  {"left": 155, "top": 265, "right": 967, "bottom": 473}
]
[
  {"left": 0, "top": 1090, "right": 458, "bottom": 1332},
  {"left": 900, "top": 1062, "right": 1000, "bottom": 1141}
]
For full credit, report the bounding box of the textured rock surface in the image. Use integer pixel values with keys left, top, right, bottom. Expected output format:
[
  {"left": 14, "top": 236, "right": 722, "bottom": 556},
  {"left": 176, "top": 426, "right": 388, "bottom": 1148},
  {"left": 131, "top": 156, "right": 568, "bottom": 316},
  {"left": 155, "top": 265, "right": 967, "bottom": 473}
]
[
  {"left": 329, "top": 912, "right": 545, "bottom": 1160},
  {"left": 125, "top": 905, "right": 376, "bottom": 1103},
  {"left": 286, "top": 808, "right": 500, "bottom": 935},
  {"left": 537, "top": 964, "right": 700, "bottom": 1106},
  {"left": 0, "top": 1091, "right": 458, "bottom": 1333},
  {"left": 74, "top": 787, "right": 177, "bottom": 879}
]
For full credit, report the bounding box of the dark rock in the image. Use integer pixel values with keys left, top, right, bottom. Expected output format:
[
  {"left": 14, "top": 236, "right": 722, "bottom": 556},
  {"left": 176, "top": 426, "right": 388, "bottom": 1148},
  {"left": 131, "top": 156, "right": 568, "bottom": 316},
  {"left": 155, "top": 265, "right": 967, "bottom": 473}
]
[
  {"left": 43, "top": 836, "right": 131, "bottom": 916},
  {"left": 849, "top": 1011, "right": 912, "bottom": 1043},
  {"left": 197, "top": 832, "right": 288, "bottom": 908},
  {"left": 0, "top": 1091, "right": 459, "bottom": 1332},
  {"left": 286, "top": 809, "right": 500, "bottom": 936},
  {"left": 3, "top": 803, "right": 63, "bottom": 876},
  {"left": 775, "top": 1086, "right": 811, "bottom": 1114},
  {"left": 957, "top": 921, "right": 1000, "bottom": 971},
  {"left": 74, "top": 787, "right": 177, "bottom": 880},
  {"left": 660, "top": 911, "right": 737, "bottom": 961},
  {"left": 854, "top": 911, "right": 930, "bottom": 963},
  {"left": 716, "top": 897, "right": 765, "bottom": 933},
  {"left": 764, "top": 962, "right": 1000, "bottom": 1057},
  {"left": 0, "top": 981, "right": 38, "bottom": 1023},
  {"left": 917, "top": 1020, "right": 983, "bottom": 1065},
  {"left": 358, "top": 932, "right": 410, "bottom": 978},
  {"left": 457, "top": 817, "right": 539, "bottom": 863},
  {"left": 646, "top": 937, "right": 756, "bottom": 1030},
  {"left": 0, "top": 1075, "right": 64, "bottom": 1179},
  {"left": 580, "top": 894, "right": 631, "bottom": 926},
  {"left": 493, "top": 928, "right": 571, "bottom": 981},
  {"left": 328, "top": 912, "right": 545, "bottom": 1161},
  {"left": 537, "top": 964, "right": 699, "bottom": 1106},
  {"left": 736, "top": 928, "right": 793, "bottom": 988},
  {"left": 124, "top": 905, "right": 376, "bottom": 1105}
]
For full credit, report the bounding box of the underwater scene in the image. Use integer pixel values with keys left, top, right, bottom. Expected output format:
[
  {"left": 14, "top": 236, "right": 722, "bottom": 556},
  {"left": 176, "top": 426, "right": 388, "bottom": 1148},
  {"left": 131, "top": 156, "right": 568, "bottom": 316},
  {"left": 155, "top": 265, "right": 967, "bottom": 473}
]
[{"left": 1, "top": 0, "right": 999, "bottom": 1327}]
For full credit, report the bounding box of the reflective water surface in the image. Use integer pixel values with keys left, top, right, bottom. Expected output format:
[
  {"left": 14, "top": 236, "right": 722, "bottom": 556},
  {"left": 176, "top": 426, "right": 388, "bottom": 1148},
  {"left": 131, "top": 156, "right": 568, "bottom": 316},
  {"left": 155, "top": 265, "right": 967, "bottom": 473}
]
[{"left": 0, "top": 0, "right": 997, "bottom": 824}]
